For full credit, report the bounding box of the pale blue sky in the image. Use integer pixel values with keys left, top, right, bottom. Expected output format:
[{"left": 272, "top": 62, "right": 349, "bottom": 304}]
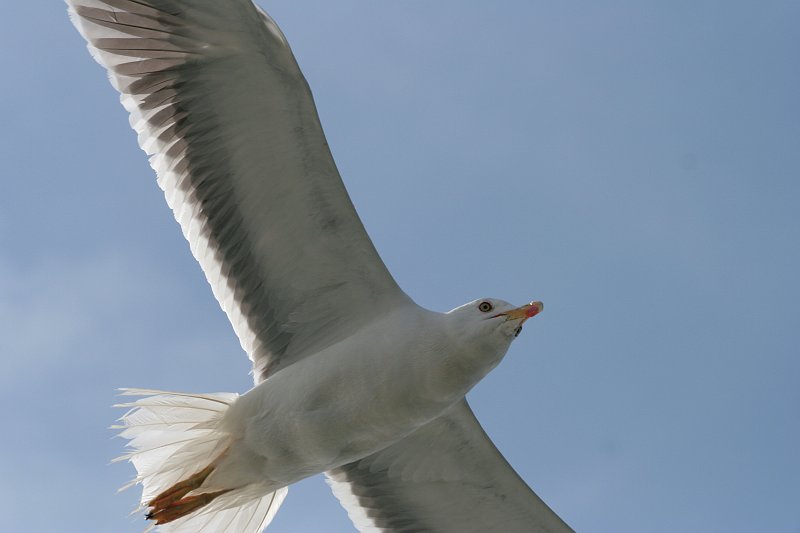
[{"left": 1, "top": 1, "right": 798, "bottom": 532}]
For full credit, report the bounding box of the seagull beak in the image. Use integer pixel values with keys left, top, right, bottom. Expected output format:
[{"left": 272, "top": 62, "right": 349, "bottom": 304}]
[{"left": 494, "top": 301, "right": 543, "bottom": 324}]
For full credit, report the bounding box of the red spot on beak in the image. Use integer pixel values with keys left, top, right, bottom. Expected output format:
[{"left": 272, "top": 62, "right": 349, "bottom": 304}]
[
  {"left": 498, "top": 301, "right": 543, "bottom": 324},
  {"left": 526, "top": 301, "right": 543, "bottom": 318}
]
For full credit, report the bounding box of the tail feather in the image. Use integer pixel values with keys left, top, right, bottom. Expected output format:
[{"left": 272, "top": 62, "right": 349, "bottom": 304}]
[
  {"left": 159, "top": 487, "right": 288, "bottom": 533},
  {"left": 114, "top": 389, "right": 287, "bottom": 532}
]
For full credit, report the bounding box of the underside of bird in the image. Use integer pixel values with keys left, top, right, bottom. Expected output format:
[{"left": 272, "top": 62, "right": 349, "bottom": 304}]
[{"left": 65, "top": 0, "right": 574, "bottom": 530}]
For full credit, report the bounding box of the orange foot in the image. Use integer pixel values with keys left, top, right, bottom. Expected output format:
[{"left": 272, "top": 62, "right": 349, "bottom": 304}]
[
  {"left": 147, "top": 488, "right": 231, "bottom": 525},
  {"left": 145, "top": 453, "right": 231, "bottom": 525}
]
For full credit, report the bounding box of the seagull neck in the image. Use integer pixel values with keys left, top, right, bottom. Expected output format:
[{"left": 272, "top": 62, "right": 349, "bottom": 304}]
[{"left": 415, "top": 314, "right": 512, "bottom": 404}]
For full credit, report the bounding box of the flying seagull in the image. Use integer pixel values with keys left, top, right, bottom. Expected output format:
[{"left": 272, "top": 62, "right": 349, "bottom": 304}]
[{"left": 66, "top": 1, "right": 573, "bottom": 532}]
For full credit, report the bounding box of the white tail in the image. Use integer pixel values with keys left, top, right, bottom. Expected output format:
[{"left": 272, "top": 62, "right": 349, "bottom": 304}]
[{"left": 114, "top": 389, "right": 287, "bottom": 532}]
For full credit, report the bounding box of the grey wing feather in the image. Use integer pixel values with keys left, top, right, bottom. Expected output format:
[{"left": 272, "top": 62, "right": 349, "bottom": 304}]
[
  {"left": 327, "top": 401, "right": 574, "bottom": 533},
  {"left": 66, "top": 0, "right": 411, "bottom": 382}
]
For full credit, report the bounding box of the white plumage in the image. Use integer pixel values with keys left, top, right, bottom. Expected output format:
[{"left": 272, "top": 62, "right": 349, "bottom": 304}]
[
  {"left": 66, "top": 1, "right": 573, "bottom": 532},
  {"left": 114, "top": 389, "right": 287, "bottom": 533}
]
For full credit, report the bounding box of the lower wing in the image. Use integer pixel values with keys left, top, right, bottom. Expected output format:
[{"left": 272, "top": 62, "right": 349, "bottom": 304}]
[{"left": 327, "top": 400, "right": 573, "bottom": 533}]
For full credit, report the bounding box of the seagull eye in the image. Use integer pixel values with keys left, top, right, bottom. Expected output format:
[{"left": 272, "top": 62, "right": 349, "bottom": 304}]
[{"left": 478, "top": 301, "right": 493, "bottom": 313}]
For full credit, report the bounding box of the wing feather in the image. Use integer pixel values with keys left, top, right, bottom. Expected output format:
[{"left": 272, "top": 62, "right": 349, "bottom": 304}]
[
  {"left": 327, "top": 401, "right": 573, "bottom": 533},
  {"left": 66, "top": 0, "right": 411, "bottom": 382}
]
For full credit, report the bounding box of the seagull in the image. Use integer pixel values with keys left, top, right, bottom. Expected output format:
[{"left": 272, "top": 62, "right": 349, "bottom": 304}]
[{"left": 66, "top": 1, "right": 574, "bottom": 532}]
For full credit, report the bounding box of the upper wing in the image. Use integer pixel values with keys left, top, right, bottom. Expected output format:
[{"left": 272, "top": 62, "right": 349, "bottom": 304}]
[
  {"left": 327, "top": 400, "right": 573, "bottom": 533},
  {"left": 66, "top": 0, "right": 411, "bottom": 381}
]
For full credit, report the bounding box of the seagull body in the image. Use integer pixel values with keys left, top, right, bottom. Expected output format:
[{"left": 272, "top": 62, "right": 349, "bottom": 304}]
[
  {"left": 66, "top": 0, "right": 574, "bottom": 531},
  {"left": 214, "top": 300, "right": 526, "bottom": 493}
]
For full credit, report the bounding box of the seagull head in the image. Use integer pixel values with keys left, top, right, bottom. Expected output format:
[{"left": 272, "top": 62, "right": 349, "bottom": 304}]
[
  {"left": 436, "top": 297, "right": 544, "bottom": 390},
  {"left": 445, "top": 297, "right": 544, "bottom": 348}
]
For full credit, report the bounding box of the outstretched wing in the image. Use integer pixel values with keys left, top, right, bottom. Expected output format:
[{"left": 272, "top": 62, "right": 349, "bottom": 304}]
[
  {"left": 327, "top": 401, "right": 573, "bottom": 533},
  {"left": 66, "top": 0, "right": 411, "bottom": 381}
]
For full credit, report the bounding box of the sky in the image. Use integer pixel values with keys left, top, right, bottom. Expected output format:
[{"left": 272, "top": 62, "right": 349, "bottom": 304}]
[{"left": 1, "top": 1, "right": 798, "bottom": 532}]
